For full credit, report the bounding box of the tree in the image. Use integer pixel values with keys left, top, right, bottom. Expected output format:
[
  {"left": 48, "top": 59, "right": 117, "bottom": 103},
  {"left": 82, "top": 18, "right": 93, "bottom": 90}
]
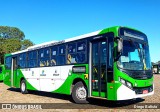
[
  {"left": 0, "top": 26, "right": 25, "bottom": 40},
  {"left": 0, "top": 26, "right": 34, "bottom": 64},
  {"left": 21, "top": 39, "right": 34, "bottom": 50},
  {"left": 1, "top": 38, "right": 21, "bottom": 53}
]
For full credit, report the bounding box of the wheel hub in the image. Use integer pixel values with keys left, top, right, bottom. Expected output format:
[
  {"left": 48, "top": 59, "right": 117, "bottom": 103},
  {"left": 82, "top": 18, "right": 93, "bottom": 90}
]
[
  {"left": 21, "top": 83, "right": 25, "bottom": 92},
  {"left": 76, "top": 87, "right": 86, "bottom": 100}
]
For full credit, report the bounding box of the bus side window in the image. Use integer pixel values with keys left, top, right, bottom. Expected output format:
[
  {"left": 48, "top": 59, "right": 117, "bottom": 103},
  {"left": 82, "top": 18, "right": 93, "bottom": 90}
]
[
  {"left": 76, "top": 41, "right": 86, "bottom": 63},
  {"left": 39, "top": 49, "right": 44, "bottom": 66},
  {"left": 28, "top": 51, "right": 37, "bottom": 68},
  {"left": 44, "top": 48, "right": 50, "bottom": 66},
  {"left": 18, "top": 53, "right": 27, "bottom": 68},
  {"left": 58, "top": 45, "right": 66, "bottom": 65},
  {"left": 38, "top": 48, "right": 50, "bottom": 67},
  {"left": 67, "top": 43, "right": 76, "bottom": 64},
  {"left": 51, "top": 47, "right": 57, "bottom": 66},
  {"left": 5, "top": 57, "right": 12, "bottom": 70}
]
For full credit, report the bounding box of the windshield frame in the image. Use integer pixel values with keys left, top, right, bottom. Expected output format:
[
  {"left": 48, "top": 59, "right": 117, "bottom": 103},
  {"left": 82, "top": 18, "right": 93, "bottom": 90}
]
[{"left": 117, "top": 36, "right": 151, "bottom": 71}]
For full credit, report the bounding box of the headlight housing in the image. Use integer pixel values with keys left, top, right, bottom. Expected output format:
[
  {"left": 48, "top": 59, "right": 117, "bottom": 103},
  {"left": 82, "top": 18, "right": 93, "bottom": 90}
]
[
  {"left": 119, "top": 78, "right": 125, "bottom": 85},
  {"left": 119, "top": 77, "right": 133, "bottom": 89}
]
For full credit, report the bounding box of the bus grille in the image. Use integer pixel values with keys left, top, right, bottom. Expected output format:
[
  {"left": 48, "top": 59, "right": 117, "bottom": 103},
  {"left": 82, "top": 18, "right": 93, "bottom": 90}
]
[{"left": 133, "top": 85, "right": 153, "bottom": 94}]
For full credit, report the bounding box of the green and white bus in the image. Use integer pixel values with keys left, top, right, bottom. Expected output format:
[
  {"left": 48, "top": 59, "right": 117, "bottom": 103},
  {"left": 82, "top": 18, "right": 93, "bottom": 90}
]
[
  {"left": 0, "top": 65, "right": 5, "bottom": 81},
  {"left": 3, "top": 26, "right": 153, "bottom": 103}
]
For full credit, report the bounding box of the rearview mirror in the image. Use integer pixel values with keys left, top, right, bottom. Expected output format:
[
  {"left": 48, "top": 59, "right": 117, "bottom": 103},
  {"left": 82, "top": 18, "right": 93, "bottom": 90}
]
[{"left": 117, "top": 38, "right": 123, "bottom": 53}]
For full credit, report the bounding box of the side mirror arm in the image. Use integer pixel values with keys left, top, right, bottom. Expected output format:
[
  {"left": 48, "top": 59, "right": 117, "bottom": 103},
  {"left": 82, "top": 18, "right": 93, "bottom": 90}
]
[{"left": 114, "top": 37, "right": 123, "bottom": 61}]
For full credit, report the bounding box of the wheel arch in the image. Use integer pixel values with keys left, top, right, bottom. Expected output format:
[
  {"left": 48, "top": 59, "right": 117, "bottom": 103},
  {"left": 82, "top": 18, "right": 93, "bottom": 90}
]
[{"left": 71, "top": 78, "right": 87, "bottom": 94}]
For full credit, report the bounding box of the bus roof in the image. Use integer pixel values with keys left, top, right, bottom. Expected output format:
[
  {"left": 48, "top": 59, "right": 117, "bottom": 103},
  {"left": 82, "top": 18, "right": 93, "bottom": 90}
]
[
  {"left": 5, "top": 27, "right": 110, "bottom": 56},
  {"left": 5, "top": 26, "right": 145, "bottom": 56}
]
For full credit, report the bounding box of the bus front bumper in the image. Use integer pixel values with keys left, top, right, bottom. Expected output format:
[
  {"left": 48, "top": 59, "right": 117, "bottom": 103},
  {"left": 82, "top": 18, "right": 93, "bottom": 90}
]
[{"left": 117, "top": 84, "right": 154, "bottom": 100}]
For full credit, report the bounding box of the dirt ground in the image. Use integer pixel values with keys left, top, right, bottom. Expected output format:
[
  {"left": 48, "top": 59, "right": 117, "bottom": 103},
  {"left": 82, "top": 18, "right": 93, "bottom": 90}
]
[{"left": 0, "top": 75, "right": 160, "bottom": 112}]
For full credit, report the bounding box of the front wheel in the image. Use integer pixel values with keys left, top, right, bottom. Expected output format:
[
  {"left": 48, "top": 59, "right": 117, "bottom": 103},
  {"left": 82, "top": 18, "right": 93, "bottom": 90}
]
[
  {"left": 20, "top": 79, "right": 28, "bottom": 94},
  {"left": 72, "top": 82, "right": 88, "bottom": 104}
]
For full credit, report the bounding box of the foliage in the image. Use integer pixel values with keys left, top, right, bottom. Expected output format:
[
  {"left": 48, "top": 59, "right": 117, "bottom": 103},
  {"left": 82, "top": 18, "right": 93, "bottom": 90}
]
[
  {"left": 0, "top": 26, "right": 34, "bottom": 64},
  {"left": 0, "top": 26, "right": 25, "bottom": 40},
  {"left": 21, "top": 39, "right": 34, "bottom": 50}
]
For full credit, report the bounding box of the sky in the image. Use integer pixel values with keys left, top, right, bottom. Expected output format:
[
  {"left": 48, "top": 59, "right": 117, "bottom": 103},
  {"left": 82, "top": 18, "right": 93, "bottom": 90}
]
[{"left": 0, "top": 0, "right": 160, "bottom": 62}]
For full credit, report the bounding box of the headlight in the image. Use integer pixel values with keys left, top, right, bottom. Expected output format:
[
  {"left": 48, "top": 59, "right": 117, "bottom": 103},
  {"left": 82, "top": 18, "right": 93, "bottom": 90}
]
[
  {"left": 119, "top": 77, "right": 133, "bottom": 89},
  {"left": 126, "top": 81, "right": 132, "bottom": 88},
  {"left": 119, "top": 78, "right": 125, "bottom": 85}
]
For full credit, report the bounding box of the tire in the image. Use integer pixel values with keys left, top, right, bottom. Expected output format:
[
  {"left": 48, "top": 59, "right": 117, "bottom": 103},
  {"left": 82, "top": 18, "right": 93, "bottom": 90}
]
[
  {"left": 20, "top": 80, "right": 28, "bottom": 94},
  {"left": 72, "top": 81, "right": 88, "bottom": 104}
]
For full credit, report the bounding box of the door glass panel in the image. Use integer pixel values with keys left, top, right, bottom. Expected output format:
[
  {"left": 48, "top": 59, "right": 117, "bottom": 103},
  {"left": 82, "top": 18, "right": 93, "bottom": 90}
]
[
  {"left": 91, "top": 40, "right": 107, "bottom": 96},
  {"left": 100, "top": 41, "right": 107, "bottom": 92},
  {"left": 92, "top": 43, "right": 99, "bottom": 91}
]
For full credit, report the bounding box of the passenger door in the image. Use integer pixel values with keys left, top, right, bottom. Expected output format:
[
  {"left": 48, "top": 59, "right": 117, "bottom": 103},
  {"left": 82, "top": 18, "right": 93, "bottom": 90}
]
[
  {"left": 91, "top": 39, "right": 107, "bottom": 98},
  {"left": 11, "top": 57, "right": 17, "bottom": 87}
]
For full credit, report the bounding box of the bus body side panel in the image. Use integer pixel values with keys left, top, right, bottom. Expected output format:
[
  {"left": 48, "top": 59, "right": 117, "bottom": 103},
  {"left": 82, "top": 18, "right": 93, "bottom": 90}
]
[
  {"left": 54, "top": 64, "right": 89, "bottom": 95},
  {"left": 14, "top": 69, "right": 36, "bottom": 90},
  {"left": 16, "top": 64, "right": 89, "bottom": 95},
  {"left": 21, "top": 68, "right": 40, "bottom": 91},
  {"left": 3, "top": 64, "right": 89, "bottom": 95},
  {"left": 3, "top": 70, "right": 11, "bottom": 86}
]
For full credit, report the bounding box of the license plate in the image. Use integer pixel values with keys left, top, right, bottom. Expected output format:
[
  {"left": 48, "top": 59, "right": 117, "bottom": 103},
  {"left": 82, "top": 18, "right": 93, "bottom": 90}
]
[{"left": 143, "top": 90, "right": 148, "bottom": 94}]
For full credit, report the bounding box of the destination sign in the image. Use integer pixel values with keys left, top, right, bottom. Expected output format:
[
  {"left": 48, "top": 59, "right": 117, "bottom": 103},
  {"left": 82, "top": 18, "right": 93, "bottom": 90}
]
[
  {"left": 124, "top": 31, "right": 144, "bottom": 40},
  {"left": 120, "top": 28, "right": 147, "bottom": 41}
]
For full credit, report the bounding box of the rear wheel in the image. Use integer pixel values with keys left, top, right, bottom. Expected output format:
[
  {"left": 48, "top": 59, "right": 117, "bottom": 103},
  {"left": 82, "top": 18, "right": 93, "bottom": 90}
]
[
  {"left": 20, "top": 80, "right": 28, "bottom": 94},
  {"left": 72, "top": 82, "right": 88, "bottom": 104}
]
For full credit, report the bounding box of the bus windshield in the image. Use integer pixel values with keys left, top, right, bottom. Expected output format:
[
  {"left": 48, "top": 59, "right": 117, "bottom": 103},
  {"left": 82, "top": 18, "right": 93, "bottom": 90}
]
[{"left": 117, "top": 40, "right": 151, "bottom": 70}]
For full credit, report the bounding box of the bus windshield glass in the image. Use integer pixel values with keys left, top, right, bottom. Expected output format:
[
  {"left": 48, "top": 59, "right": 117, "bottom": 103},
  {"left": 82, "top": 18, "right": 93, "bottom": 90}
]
[{"left": 117, "top": 40, "right": 151, "bottom": 70}]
